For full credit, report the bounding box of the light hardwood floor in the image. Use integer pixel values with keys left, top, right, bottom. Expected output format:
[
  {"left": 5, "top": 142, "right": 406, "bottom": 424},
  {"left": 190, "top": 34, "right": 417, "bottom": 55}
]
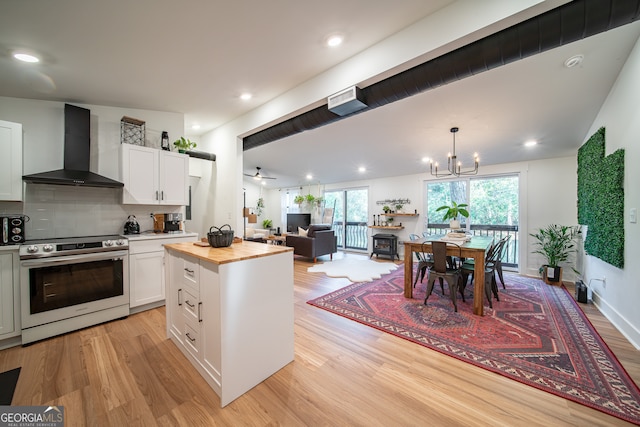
[{"left": 1, "top": 252, "right": 639, "bottom": 426}]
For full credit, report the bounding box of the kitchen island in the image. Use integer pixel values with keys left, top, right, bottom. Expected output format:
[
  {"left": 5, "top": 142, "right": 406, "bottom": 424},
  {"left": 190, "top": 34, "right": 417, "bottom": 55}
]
[{"left": 164, "top": 240, "right": 294, "bottom": 407}]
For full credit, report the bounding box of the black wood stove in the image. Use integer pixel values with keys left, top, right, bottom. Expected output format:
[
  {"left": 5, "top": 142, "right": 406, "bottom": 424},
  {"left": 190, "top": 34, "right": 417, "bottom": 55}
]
[{"left": 370, "top": 233, "right": 399, "bottom": 260}]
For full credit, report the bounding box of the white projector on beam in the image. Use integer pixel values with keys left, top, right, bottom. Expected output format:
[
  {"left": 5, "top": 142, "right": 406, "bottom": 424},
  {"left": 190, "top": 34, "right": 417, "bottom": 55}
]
[{"left": 328, "top": 86, "right": 367, "bottom": 116}]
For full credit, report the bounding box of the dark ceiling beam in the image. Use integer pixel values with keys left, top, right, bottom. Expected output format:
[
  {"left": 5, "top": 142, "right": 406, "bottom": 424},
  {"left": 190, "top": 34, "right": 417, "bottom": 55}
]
[{"left": 243, "top": 0, "right": 640, "bottom": 151}]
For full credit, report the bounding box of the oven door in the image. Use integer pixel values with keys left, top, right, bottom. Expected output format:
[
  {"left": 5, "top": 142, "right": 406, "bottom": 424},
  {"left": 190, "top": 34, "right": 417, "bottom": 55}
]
[{"left": 20, "top": 250, "right": 129, "bottom": 329}]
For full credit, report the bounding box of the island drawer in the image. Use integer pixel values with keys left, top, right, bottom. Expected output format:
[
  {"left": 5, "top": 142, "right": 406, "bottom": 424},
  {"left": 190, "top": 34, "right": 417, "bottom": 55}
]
[
  {"left": 183, "top": 321, "right": 200, "bottom": 359},
  {"left": 176, "top": 255, "right": 199, "bottom": 294},
  {"left": 182, "top": 288, "right": 200, "bottom": 322}
]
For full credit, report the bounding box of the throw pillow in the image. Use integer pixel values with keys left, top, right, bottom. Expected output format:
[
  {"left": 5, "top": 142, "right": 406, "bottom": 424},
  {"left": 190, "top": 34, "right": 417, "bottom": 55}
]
[{"left": 298, "top": 227, "right": 308, "bottom": 237}]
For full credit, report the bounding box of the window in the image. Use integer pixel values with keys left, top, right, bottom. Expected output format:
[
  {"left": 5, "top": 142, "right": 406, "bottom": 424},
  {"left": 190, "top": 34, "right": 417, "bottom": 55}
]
[{"left": 425, "top": 174, "right": 519, "bottom": 268}]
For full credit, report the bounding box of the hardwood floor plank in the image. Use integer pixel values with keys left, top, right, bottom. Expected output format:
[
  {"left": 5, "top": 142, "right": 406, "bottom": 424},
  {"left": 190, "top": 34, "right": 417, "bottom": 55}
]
[{"left": 1, "top": 253, "right": 638, "bottom": 426}]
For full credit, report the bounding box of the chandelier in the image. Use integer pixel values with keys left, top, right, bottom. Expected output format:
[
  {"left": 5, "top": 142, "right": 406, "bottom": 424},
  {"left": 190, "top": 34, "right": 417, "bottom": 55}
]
[{"left": 429, "top": 127, "right": 479, "bottom": 177}]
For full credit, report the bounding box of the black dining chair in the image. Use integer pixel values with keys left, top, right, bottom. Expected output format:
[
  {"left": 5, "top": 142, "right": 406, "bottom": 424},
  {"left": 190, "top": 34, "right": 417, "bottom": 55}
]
[
  {"left": 424, "top": 241, "right": 464, "bottom": 312},
  {"left": 409, "top": 234, "right": 434, "bottom": 287},
  {"left": 494, "top": 235, "right": 512, "bottom": 289},
  {"left": 460, "top": 236, "right": 506, "bottom": 308}
]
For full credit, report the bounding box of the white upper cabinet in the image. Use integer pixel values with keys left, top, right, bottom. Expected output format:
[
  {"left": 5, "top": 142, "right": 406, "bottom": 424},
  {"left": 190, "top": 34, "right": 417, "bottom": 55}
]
[
  {"left": 121, "top": 144, "right": 188, "bottom": 205},
  {"left": 0, "top": 120, "right": 23, "bottom": 201}
]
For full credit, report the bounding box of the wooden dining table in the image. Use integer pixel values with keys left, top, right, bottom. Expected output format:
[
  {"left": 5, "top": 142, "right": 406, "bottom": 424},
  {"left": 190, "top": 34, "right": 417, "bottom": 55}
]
[{"left": 403, "top": 235, "right": 494, "bottom": 316}]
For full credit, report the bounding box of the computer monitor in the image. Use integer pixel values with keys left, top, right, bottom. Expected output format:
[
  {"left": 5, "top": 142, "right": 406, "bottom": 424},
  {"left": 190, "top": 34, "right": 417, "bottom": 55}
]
[{"left": 287, "top": 213, "right": 311, "bottom": 233}]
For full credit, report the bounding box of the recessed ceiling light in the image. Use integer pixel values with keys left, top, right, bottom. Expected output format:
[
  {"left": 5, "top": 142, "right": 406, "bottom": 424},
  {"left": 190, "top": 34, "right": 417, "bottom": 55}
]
[
  {"left": 191, "top": 124, "right": 201, "bottom": 130},
  {"left": 326, "top": 34, "right": 344, "bottom": 47},
  {"left": 13, "top": 52, "right": 40, "bottom": 63},
  {"left": 524, "top": 140, "right": 538, "bottom": 147},
  {"left": 240, "top": 93, "right": 252, "bottom": 101},
  {"left": 306, "top": 174, "right": 313, "bottom": 180},
  {"left": 564, "top": 54, "right": 584, "bottom": 68},
  {"left": 421, "top": 157, "right": 430, "bottom": 163},
  {"left": 358, "top": 166, "right": 366, "bottom": 173}
]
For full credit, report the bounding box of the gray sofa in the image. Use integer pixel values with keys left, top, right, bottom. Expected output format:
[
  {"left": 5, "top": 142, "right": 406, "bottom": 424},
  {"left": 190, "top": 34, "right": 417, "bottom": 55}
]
[{"left": 285, "top": 224, "right": 337, "bottom": 263}]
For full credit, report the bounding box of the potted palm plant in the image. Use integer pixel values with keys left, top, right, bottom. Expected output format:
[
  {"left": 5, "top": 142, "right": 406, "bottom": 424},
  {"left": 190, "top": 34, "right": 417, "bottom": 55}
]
[
  {"left": 530, "top": 224, "right": 581, "bottom": 285},
  {"left": 436, "top": 201, "right": 469, "bottom": 229}
]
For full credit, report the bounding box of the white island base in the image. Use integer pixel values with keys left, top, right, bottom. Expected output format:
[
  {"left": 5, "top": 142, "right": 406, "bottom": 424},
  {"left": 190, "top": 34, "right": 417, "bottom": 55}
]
[{"left": 165, "top": 241, "right": 294, "bottom": 407}]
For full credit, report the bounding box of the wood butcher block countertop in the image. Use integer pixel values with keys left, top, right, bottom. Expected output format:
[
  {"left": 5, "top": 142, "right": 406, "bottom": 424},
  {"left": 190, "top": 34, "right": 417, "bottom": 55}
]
[{"left": 164, "top": 240, "right": 293, "bottom": 265}]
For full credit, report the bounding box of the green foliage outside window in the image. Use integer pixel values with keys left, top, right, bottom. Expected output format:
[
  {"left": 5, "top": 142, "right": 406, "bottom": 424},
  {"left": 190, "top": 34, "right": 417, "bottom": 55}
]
[
  {"left": 427, "top": 177, "right": 518, "bottom": 226},
  {"left": 577, "top": 127, "right": 625, "bottom": 269}
]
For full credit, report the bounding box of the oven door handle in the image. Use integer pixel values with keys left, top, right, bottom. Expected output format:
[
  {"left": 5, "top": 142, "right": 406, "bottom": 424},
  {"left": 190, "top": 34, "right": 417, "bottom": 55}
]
[{"left": 21, "top": 250, "right": 129, "bottom": 267}]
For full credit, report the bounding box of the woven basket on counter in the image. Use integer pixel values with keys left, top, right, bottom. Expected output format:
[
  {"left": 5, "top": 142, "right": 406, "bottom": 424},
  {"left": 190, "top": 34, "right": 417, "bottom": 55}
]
[{"left": 207, "top": 224, "right": 234, "bottom": 247}]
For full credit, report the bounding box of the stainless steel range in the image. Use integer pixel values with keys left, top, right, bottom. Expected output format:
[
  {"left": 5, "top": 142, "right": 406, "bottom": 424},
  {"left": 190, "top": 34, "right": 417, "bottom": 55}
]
[{"left": 19, "top": 235, "right": 129, "bottom": 344}]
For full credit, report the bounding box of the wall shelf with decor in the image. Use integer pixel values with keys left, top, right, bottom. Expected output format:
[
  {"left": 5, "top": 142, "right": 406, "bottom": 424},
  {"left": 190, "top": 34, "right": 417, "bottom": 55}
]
[
  {"left": 382, "top": 213, "right": 419, "bottom": 217},
  {"left": 369, "top": 225, "right": 404, "bottom": 230}
]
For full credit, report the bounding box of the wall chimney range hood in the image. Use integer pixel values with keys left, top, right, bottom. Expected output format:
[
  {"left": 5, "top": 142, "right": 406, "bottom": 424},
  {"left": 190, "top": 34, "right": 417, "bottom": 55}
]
[{"left": 23, "top": 104, "right": 124, "bottom": 188}]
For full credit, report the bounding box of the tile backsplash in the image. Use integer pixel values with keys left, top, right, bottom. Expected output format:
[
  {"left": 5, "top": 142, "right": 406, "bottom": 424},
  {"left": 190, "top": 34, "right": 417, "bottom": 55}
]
[{"left": 20, "top": 184, "right": 181, "bottom": 239}]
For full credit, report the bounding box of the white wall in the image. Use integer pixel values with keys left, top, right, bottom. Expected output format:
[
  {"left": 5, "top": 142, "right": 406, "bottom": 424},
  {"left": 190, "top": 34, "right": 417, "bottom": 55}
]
[{"left": 580, "top": 35, "right": 640, "bottom": 349}]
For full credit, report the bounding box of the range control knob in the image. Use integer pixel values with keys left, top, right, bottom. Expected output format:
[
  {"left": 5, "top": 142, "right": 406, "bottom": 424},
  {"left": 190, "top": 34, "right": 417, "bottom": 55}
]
[
  {"left": 27, "top": 245, "right": 39, "bottom": 253},
  {"left": 43, "top": 244, "right": 54, "bottom": 252},
  {"left": 116, "top": 239, "right": 126, "bottom": 246},
  {"left": 104, "top": 240, "right": 114, "bottom": 246}
]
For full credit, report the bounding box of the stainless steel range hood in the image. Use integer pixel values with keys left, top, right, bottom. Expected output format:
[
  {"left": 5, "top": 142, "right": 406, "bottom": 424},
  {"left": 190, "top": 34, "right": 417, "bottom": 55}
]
[{"left": 22, "top": 104, "right": 124, "bottom": 188}]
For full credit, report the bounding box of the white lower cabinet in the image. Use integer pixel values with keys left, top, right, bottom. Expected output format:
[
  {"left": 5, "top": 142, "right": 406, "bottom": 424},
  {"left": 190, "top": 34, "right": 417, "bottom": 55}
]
[
  {"left": 128, "top": 234, "right": 197, "bottom": 310},
  {"left": 0, "top": 250, "right": 20, "bottom": 341},
  {"left": 167, "top": 252, "right": 221, "bottom": 389},
  {"left": 165, "top": 246, "right": 293, "bottom": 407}
]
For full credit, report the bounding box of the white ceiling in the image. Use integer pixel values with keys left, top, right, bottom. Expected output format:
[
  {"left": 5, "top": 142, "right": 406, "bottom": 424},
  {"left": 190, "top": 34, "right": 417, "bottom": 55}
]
[{"left": 2, "top": 1, "right": 640, "bottom": 190}]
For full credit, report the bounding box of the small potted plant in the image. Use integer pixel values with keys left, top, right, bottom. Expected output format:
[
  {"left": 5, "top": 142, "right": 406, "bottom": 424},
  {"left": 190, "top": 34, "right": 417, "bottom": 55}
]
[
  {"left": 530, "top": 224, "right": 581, "bottom": 285},
  {"left": 395, "top": 203, "right": 404, "bottom": 213},
  {"left": 262, "top": 219, "right": 273, "bottom": 229},
  {"left": 387, "top": 217, "right": 394, "bottom": 226},
  {"left": 436, "top": 201, "right": 469, "bottom": 229},
  {"left": 382, "top": 205, "right": 391, "bottom": 214},
  {"left": 305, "top": 194, "right": 316, "bottom": 204},
  {"left": 294, "top": 195, "right": 304, "bottom": 205},
  {"left": 173, "top": 137, "right": 197, "bottom": 153},
  {"left": 256, "top": 197, "right": 265, "bottom": 216}
]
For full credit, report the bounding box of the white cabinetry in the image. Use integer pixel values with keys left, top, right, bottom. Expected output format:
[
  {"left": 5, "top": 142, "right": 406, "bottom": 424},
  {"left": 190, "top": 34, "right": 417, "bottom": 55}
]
[
  {"left": 121, "top": 144, "right": 188, "bottom": 205},
  {"left": 0, "top": 249, "right": 20, "bottom": 342},
  {"left": 165, "top": 245, "right": 293, "bottom": 407},
  {"left": 128, "top": 233, "right": 197, "bottom": 310},
  {"left": 0, "top": 120, "right": 23, "bottom": 201}
]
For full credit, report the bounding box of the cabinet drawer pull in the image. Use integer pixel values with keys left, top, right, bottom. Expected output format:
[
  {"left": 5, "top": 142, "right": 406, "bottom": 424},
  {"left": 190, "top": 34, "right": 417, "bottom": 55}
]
[
  {"left": 178, "top": 288, "right": 182, "bottom": 306},
  {"left": 185, "top": 332, "right": 196, "bottom": 343},
  {"left": 161, "top": 190, "right": 164, "bottom": 201},
  {"left": 185, "top": 299, "right": 195, "bottom": 308},
  {"left": 184, "top": 267, "right": 194, "bottom": 275},
  {"left": 155, "top": 190, "right": 159, "bottom": 200},
  {"left": 198, "top": 302, "right": 203, "bottom": 323}
]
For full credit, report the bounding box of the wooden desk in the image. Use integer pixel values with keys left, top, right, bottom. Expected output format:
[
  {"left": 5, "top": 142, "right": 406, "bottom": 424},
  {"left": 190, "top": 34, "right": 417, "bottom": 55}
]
[{"left": 403, "top": 236, "right": 494, "bottom": 316}]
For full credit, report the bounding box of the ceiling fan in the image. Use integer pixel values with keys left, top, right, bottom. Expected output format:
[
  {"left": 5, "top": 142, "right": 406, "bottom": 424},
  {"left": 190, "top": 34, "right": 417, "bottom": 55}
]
[{"left": 244, "top": 167, "right": 276, "bottom": 180}]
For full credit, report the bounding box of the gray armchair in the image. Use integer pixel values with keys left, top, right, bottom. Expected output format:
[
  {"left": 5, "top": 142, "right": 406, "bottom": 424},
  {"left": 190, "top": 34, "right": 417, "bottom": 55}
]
[{"left": 285, "top": 224, "right": 337, "bottom": 263}]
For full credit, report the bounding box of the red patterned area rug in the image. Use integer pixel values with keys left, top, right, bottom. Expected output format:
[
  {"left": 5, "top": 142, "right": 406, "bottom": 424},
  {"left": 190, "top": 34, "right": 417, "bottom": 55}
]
[{"left": 307, "top": 269, "right": 640, "bottom": 424}]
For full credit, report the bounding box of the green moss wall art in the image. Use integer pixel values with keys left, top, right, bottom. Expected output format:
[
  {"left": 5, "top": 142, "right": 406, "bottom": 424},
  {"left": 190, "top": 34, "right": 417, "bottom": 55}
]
[{"left": 577, "top": 127, "right": 625, "bottom": 269}]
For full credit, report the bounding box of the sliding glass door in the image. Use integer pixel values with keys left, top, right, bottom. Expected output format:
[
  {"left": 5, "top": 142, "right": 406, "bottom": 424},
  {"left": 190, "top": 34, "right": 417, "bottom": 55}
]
[{"left": 324, "top": 188, "right": 368, "bottom": 251}]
